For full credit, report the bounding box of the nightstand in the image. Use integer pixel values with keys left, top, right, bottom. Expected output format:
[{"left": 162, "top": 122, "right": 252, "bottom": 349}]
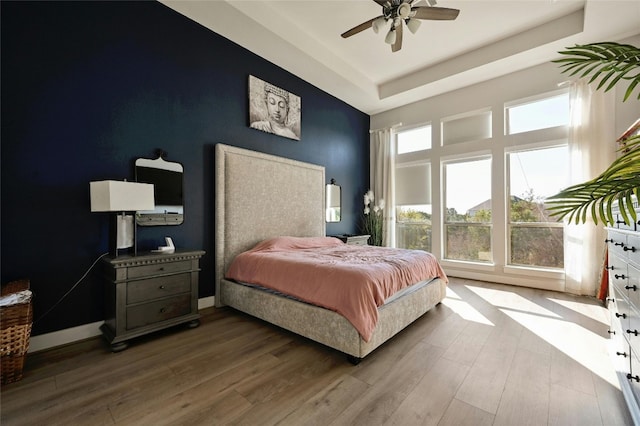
[
  {"left": 100, "top": 249, "right": 205, "bottom": 352},
  {"left": 331, "top": 234, "right": 370, "bottom": 245}
]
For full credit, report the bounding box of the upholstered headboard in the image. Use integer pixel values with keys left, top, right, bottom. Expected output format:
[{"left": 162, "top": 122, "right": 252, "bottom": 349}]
[{"left": 214, "top": 144, "right": 326, "bottom": 306}]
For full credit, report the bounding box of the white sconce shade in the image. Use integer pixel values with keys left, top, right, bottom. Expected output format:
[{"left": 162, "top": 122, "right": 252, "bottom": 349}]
[
  {"left": 385, "top": 28, "right": 397, "bottom": 45},
  {"left": 406, "top": 18, "right": 421, "bottom": 34},
  {"left": 396, "top": 163, "right": 431, "bottom": 205},
  {"left": 372, "top": 17, "right": 386, "bottom": 34},
  {"left": 90, "top": 180, "right": 155, "bottom": 212}
]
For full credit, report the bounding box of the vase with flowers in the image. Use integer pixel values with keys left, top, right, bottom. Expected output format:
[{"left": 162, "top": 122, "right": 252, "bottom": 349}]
[{"left": 362, "top": 189, "right": 384, "bottom": 246}]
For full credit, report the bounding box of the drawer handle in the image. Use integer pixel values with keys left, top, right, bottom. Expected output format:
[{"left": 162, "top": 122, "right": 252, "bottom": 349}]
[
  {"left": 608, "top": 330, "right": 616, "bottom": 335},
  {"left": 624, "top": 246, "right": 637, "bottom": 252},
  {"left": 615, "top": 274, "right": 627, "bottom": 280},
  {"left": 158, "top": 267, "right": 165, "bottom": 271},
  {"left": 160, "top": 307, "right": 167, "bottom": 314},
  {"left": 626, "top": 329, "right": 639, "bottom": 336},
  {"left": 607, "top": 298, "right": 615, "bottom": 303},
  {"left": 617, "top": 351, "right": 628, "bottom": 358},
  {"left": 606, "top": 266, "right": 615, "bottom": 271},
  {"left": 159, "top": 285, "right": 166, "bottom": 290},
  {"left": 605, "top": 238, "right": 614, "bottom": 243},
  {"left": 615, "top": 242, "right": 624, "bottom": 246},
  {"left": 627, "top": 373, "right": 640, "bottom": 382},
  {"left": 617, "top": 219, "right": 627, "bottom": 225},
  {"left": 625, "top": 285, "right": 637, "bottom": 291},
  {"left": 616, "top": 312, "right": 627, "bottom": 319}
]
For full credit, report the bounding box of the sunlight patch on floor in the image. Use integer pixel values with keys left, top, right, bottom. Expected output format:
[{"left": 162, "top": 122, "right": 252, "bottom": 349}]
[
  {"left": 463, "top": 284, "right": 617, "bottom": 387},
  {"left": 466, "top": 285, "right": 562, "bottom": 319},
  {"left": 444, "top": 287, "right": 494, "bottom": 326},
  {"left": 547, "top": 297, "right": 609, "bottom": 326}
]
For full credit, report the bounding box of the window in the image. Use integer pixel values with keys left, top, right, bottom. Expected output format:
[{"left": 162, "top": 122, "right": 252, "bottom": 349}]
[
  {"left": 506, "top": 92, "right": 569, "bottom": 135},
  {"left": 395, "top": 163, "right": 431, "bottom": 251},
  {"left": 397, "top": 125, "right": 431, "bottom": 154},
  {"left": 507, "top": 146, "right": 568, "bottom": 268},
  {"left": 443, "top": 157, "right": 492, "bottom": 263}
]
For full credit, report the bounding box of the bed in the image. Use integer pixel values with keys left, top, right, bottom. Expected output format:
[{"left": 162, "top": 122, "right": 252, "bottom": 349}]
[{"left": 214, "top": 143, "right": 447, "bottom": 363}]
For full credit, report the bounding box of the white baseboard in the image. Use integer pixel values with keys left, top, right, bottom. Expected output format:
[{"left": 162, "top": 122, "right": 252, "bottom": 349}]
[{"left": 28, "top": 296, "right": 216, "bottom": 353}]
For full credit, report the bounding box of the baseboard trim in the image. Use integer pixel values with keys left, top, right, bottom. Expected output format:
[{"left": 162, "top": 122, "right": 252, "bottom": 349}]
[{"left": 28, "top": 296, "right": 217, "bottom": 353}]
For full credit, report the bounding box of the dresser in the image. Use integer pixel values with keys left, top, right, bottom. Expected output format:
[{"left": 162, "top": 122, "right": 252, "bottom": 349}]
[
  {"left": 607, "top": 202, "right": 640, "bottom": 423},
  {"left": 331, "top": 234, "right": 370, "bottom": 245},
  {"left": 100, "top": 250, "right": 205, "bottom": 352}
]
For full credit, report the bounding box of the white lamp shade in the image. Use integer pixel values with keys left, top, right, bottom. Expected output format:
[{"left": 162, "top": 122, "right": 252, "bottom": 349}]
[
  {"left": 385, "top": 28, "right": 397, "bottom": 45},
  {"left": 406, "top": 18, "right": 421, "bottom": 34},
  {"left": 396, "top": 164, "right": 431, "bottom": 205},
  {"left": 372, "top": 17, "right": 386, "bottom": 34},
  {"left": 90, "top": 180, "right": 155, "bottom": 212}
]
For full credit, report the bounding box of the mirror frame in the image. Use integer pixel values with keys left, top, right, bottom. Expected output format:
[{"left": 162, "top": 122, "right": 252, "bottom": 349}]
[
  {"left": 135, "top": 155, "right": 184, "bottom": 226},
  {"left": 326, "top": 179, "right": 341, "bottom": 223}
]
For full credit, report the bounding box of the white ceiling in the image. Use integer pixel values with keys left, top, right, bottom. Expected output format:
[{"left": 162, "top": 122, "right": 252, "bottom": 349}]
[{"left": 162, "top": 0, "right": 640, "bottom": 115}]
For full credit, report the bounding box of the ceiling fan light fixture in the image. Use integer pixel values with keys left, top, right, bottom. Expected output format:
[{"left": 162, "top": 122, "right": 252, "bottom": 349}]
[
  {"left": 397, "top": 3, "right": 412, "bottom": 18},
  {"left": 372, "top": 17, "right": 386, "bottom": 34},
  {"left": 406, "top": 17, "right": 421, "bottom": 34},
  {"left": 384, "top": 27, "right": 396, "bottom": 45}
]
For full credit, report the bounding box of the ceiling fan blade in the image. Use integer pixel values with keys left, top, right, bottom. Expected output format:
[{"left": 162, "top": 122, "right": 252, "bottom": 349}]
[
  {"left": 392, "top": 23, "right": 403, "bottom": 52},
  {"left": 341, "top": 17, "right": 380, "bottom": 38},
  {"left": 372, "top": 0, "right": 387, "bottom": 5},
  {"left": 412, "top": 6, "right": 460, "bottom": 20}
]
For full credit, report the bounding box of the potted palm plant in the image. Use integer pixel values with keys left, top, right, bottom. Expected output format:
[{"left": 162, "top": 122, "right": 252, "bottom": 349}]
[{"left": 547, "top": 42, "right": 640, "bottom": 225}]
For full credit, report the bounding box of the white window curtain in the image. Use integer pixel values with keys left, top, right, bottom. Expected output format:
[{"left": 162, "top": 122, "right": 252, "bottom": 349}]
[
  {"left": 564, "top": 80, "right": 615, "bottom": 296},
  {"left": 370, "top": 128, "right": 396, "bottom": 247}
]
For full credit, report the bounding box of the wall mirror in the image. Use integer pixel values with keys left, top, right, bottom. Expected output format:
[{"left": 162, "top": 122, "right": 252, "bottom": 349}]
[
  {"left": 326, "top": 179, "right": 341, "bottom": 223},
  {"left": 135, "top": 153, "right": 184, "bottom": 226}
]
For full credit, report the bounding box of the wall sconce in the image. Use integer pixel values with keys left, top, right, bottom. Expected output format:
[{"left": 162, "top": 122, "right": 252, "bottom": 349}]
[
  {"left": 326, "top": 178, "right": 341, "bottom": 223},
  {"left": 90, "top": 180, "right": 155, "bottom": 256}
]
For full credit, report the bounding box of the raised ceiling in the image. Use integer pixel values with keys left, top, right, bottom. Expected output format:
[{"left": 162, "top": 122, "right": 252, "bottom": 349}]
[{"left": 162, "top": 0, "right": 640, "bottom": 115}]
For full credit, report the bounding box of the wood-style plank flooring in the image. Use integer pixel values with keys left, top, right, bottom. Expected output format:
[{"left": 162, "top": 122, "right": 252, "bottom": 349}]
[{"left": 1, "top": 278, "right": 633, "bottom": 425}]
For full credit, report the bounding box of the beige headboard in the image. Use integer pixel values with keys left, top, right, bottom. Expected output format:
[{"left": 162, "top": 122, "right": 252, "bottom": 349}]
[{"left": 214, "top": 143, "right": 326, "bottom": 306}]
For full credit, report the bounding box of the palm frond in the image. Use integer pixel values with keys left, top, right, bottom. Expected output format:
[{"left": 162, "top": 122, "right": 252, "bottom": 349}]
[
  {"left": 548, "top": 144, "right": 640, "bottom": 225},
  {"left": 553, "top": 42, "right": 640, "bottom": 101}
]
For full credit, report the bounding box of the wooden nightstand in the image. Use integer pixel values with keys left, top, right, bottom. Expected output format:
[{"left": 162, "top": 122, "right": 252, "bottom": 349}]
[
  {"left": 100, "top": 249, "right": 205, "bottom": 352},
  {"left": 331, "top": 234, "right": 370, "bottom": 245}
]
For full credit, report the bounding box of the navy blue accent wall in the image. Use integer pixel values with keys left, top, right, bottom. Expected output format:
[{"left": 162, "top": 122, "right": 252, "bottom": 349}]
[{"left": 1, "top": 1, "right": 369, "bottom": 336}]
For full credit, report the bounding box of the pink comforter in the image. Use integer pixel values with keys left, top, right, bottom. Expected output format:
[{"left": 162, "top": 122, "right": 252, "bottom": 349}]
[{"left": 225, "top": 236, "right": 448, "bottom": 342}]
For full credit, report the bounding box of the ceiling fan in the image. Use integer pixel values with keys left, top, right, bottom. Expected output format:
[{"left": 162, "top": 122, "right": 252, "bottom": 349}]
[{"left": 341, "top": 0, "right": 460, "bottom": 52}]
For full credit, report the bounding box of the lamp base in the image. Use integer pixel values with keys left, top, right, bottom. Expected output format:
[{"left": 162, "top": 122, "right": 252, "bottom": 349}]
[{"left": 110, "top": 213, "right": 136, "bottom": 257}]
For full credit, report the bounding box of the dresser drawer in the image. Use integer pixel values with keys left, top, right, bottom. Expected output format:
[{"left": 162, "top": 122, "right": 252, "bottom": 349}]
[
  {"left": 127, "top": 260, "right": 193, "bottom": 279},
  {"left": 612, "top": 284, "right": 631, "bottom": 333},
  {"left": 616, "top": 213, "right": 637, "bottom": 231},
  {"left": 127, "top": 273, "right": 191, "bottom": 304},
  {"left": 126, "top": 294, "right": 191, "bottom": 330},
  {"left": 630, "top": 349, "right": 640, "bottom": 397},
  {"left": 609, "top": 232, "right": 628, "bottom": 259},
  {"left": 628, "top": 234, "right": 640, "bottom": 268}
]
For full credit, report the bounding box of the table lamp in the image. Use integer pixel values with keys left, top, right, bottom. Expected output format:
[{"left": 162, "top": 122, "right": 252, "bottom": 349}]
[{"left": 90, "top": 180, "right": 155, "bottom": 256}]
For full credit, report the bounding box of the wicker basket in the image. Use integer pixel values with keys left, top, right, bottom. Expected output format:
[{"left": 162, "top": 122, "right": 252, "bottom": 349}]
[{"left": 1, "top": 279, "right": 33, "bottom": 385}]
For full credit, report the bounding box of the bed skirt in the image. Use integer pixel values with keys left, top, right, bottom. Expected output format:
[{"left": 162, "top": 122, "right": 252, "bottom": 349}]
[{"left": 219, "top": 277, "right": 447, "bottom": 360}]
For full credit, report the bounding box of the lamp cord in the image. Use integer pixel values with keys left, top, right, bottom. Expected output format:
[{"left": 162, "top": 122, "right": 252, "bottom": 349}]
[{"left": 34, "top": 252, "right": 109, "bottom": 324}]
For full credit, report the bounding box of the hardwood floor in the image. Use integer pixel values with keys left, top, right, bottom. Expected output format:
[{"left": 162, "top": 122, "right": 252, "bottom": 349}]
[{"left": 1, "top": 278, "right": 633, "bottom": 425}]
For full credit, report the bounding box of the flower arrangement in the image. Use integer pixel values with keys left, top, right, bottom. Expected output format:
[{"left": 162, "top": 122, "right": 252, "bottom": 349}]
[{"left": 362, "top": 189, "right": 384, "bottom": 246}]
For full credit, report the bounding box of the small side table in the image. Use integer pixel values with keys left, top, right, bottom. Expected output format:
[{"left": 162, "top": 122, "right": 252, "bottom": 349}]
[
  {"left": 100, "top": 249, "right": 205, "bottom": 352},
  {"left": 331, "top": 234, "right": 370, "bottom": 246}
]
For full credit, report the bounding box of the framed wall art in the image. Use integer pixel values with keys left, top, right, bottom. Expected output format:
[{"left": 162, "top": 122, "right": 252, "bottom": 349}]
[{"left": 249, "top": 75, "right": 301, "bottom": 141}]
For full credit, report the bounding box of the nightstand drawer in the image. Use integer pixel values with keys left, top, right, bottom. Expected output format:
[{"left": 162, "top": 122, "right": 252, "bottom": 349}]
[
  {"left": 127, "top": 274, "right": 191, "bottom": 304},
  {"left": 126, "top": 294, "right": 191, "bottom": 330},
  {"left": 127, "top": 260, "right": 193, "bottom": 279},
  {"left": 348, "top": 237, "right": 369, "bottom": 245}
]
